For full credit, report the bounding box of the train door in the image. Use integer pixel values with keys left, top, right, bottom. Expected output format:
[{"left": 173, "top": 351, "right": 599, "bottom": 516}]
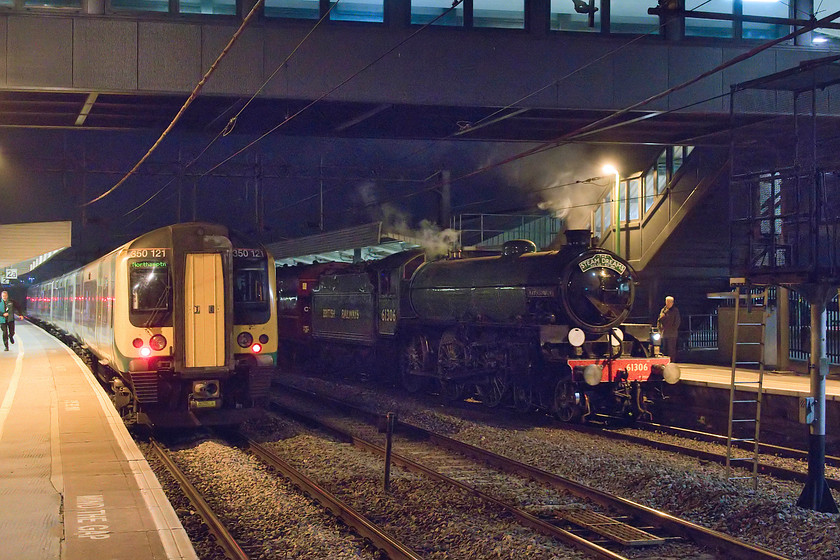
[{"left": 185, "top": 253, "right": 225, "bottom": 367}]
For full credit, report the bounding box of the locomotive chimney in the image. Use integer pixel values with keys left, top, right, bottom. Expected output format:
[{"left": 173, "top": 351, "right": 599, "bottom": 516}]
[{"left": 565, "top": 229, "right": 592, "bottom": 248}]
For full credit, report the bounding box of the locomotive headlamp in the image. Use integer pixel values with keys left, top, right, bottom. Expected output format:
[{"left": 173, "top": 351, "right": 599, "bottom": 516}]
[
  {"left": 251, "top": 343, "right": 262, "bottom": 353},
  {"left": 583, "top": 364, "right": 603, "bottom": 386},
  {"left": 259, "top": 334, "right": 269, "bottom": 344},
  {"left": 150, "top": 334, "right": 167, "bottom": 351},
  {"left": 140, "top": 347, "right": 151, "bottom": 357},
  {"left": 237, "top": 332, "right": 253, "bottom": 348},
  {"left": 662, "top": 362, "right": 681, "bottom": 385},
  {"left": 650, "top": 328, "right": 661, "bottom": 343},
  {"left": 568, "top": 328, "right": 585, "bottom": 347}
]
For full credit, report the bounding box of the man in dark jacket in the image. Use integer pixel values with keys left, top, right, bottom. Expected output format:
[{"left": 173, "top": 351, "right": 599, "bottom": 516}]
[
  {"left": 657, "top": 295, "right": 681, "bottom": 362},
  {"left": 0, "top": 290, "right": 19, "bottom": 351}
]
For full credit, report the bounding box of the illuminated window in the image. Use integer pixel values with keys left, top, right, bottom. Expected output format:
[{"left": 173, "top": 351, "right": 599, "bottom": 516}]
[
  {"left": 411, "top": 0, "right": 464, "bottom": 25},
  {"left": 23, "top": 0, "right": 80, "bottom": 6},
  {"left": 743, "top": 0, "right": 790, "bottom": 39},
  {"left": 550, "top": 0, "right": 600, "bottom": 32},
  {"left": 628, "top": 177, "right": 640, "bottom": 221},
  {"left": 594, "top": 206, "right": 602, "bottom": 237},
  {"left": 180, "top": 0, "right": 235, "bottom": 15},
  {"left": 111, "top": 0, "right": 167, "bottom": 11},
  {"left": 644, "top": 167, "right": 655, "bottom": 214},
  {"left": 331, "top": 0, "right": 384, "bottom": 22},
  {"left": 474, "top": 0, "right": 524, "bottom": 29},
  {"left": 264, "top": 0, "right": 319, "bottom": 18},
  {"left": 609, "top": 0, "right": 660, "bottom": 33},
  {"left": 686, "top": 0, "right": 734, "bottom": 38},
  {"left": 656, "top": 150, "right": 668, "bottom": 194}
]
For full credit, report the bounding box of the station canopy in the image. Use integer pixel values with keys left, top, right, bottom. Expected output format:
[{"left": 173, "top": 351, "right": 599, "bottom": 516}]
[
  {"left": 0, "top": 221, "right": 71, "bottom": 281},
  {"left": 267, "top": 222, "right": 427, "bottom": 267}
]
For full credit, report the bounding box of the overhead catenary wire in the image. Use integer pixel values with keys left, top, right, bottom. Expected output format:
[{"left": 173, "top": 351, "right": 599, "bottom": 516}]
[
  {"left": 380, "top": 8, "right": 840, "bottom": 210},
  {"left": 121, "top": 2, "right": 342, "bottom": 218},
  {"left": 81, "top": 0, "right": 267, "bottom": 207},
  {"left": 196, "top": 0, "right": 465, "bottom": 179}
]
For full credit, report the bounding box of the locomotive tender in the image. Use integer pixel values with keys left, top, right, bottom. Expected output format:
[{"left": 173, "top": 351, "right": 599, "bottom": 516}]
[
  {"left": 27, "top": 222, "right": 277, "bottom": 427},
  {"left": 278, "top": 229, "right": 680, "bottom": 421}
]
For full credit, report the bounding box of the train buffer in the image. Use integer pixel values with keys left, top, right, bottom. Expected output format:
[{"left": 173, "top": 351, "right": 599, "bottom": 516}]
[{"left": 557, "top": 509, "right": 666, "bottom": 547}]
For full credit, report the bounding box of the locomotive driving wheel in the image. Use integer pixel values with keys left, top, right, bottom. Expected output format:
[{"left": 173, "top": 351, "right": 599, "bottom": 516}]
[
  {"left": 553, "top": 380, "right": 581, "bottom": 423},
  {"left": 400, "top": 335, "right": 431, "bottom": 393},
  {"left": 477, "top": 372, "right": 509, "bottom": 408},
  {"left": 512, "top": 383, "right": 534, "bottom": 413},
  {"left": 437, "top": 329, "right": 468, "bottom": 402}
]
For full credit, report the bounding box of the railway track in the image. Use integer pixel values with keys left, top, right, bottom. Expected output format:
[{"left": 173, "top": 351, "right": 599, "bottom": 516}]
[
  {"left": 239, "top": 436, "right": 423, "bottom": 560},
  {"left": 146, "top": 438, "right": 252, "bottom": 560},
  {"left": 269, "top": 381, "right": 790, "bottom": 560},
  {"left": 587, "top": 419, "right": 840, "bottom": 489}
]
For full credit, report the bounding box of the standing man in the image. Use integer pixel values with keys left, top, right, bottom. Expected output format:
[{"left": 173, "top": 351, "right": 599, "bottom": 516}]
[
  {"left": 0, "top": 290, "right": 18, "bottom": 351},
  {"left": 657, "top": 295, "right": 681, "bottom": 362}
]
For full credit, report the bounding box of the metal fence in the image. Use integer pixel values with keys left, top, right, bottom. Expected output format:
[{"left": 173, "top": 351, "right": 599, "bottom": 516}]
[
  {"left": 788, "top": 290, "right": 840, "bottom": 364},
  {"left": 685, "top": 314, "right": 718, "bottom": 349}
]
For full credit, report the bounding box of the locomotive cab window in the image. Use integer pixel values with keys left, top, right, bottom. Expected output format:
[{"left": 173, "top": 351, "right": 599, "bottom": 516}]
[
  {"left": 129, "top": 260, "right": 172, "bottom": 327},
  {"left": 234, "top": 252, "right": 271, "bottom": 325}
]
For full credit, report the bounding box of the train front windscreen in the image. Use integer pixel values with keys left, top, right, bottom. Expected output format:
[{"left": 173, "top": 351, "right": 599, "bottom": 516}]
[
  {"left": 129, "top": 258, "right": 172, "bottom": 327},
  {"left": 233, "top": 249, "right": 271, "bottom": 325}
]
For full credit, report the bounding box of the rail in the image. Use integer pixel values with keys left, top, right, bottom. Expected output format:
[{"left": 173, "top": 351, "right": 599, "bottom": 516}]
[
  {"left": 147, "top": 439, "right": 249, "bottom": 560},
  {"left": 271, "top": 382, "right": 791, "bottom": 560}
]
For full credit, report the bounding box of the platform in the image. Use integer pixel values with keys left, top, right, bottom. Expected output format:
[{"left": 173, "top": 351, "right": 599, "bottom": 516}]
[
  {"left": 0, "top": 321, "right": 197, "bottom": 560},
  {"left": 678, "top": 362, "right": 840, "bottom": 401}
]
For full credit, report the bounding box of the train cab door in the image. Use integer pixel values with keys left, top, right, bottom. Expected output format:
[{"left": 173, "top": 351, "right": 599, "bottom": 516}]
[
  {"left": 185, "top": 253, "right": 225, "bottom": 367},
  {"left": 377, "top": 268, "right": 398, "bottom": 336}
]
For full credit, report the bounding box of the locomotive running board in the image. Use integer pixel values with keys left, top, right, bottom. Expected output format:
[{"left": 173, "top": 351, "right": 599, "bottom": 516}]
[{"left": 558, "top": 509, "right": 665, "bottom": 546}]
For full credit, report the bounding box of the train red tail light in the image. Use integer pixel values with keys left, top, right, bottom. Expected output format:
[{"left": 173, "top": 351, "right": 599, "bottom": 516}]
[
  {"left": 149, "top": 334, "right": 167, "bottom": 351},
  {"left": 132, "top": 338, "right": 144, "bottom": 348},
  {"left": 251, "top": 343, "right": 262, "bottom": 353}
]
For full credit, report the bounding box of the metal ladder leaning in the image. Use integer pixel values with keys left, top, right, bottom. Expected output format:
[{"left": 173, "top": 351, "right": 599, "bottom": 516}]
[{"left": 725, "top": 283, "right": 769, "bottom": 489}]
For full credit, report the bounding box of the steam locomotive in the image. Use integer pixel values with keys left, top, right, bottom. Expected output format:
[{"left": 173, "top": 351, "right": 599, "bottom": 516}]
[
  {"left": 277, "top": 230, "right": 680, "bottom": 422},
  {"left": 27, "top": 222, "right": 277, "bottom": 427}
]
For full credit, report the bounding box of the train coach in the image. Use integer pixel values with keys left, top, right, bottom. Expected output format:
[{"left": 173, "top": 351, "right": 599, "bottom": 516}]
[
  {"left": 27, "top": 222, "right": 277, "bottom": 427},
  {"left": 277, "top": 229, "right": 680, "bottom": 422}
]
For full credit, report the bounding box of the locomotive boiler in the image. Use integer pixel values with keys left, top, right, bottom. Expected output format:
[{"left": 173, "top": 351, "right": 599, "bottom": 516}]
[
  {"left": 277, "top": 230, "right": 679, "bottom": 421},
  {"left": 28, "top": 222, "right": 277, "bottom": 428}
]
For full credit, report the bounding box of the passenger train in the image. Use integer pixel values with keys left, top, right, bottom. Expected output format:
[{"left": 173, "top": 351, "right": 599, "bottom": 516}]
[
  {"left": 27, "top": 222, "right": 277, "bottom": 427},
  {"left": 277, "top": 230, "right": 680, "bottom": 422}
]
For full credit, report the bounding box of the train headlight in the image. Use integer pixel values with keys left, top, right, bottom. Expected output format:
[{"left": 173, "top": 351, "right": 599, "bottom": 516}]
[
  {"left": 259, "top": 334, "right": 269, "bottom": 344},
  {"left": 251, "top": 343, "right": 262, "bottom": 353},
  {"left": 193, "top": 380, "right": 220, "bottom": 398},
  {"left": 650, "top": 328, "right": 661, "bottom": 343},
  {"left": 663, "top": 362, "right": 681, "bottom": 385},
  {"left": 237, "top": 332, "right": 253, "bottom": 348},
  {"left": 583, "top": 364, "right": 602, "bottom": 386},
  {"left": 149, "top": 334, "right": 167, "bottom": 351},
  {"left": 568, "top": 328, "right": 585, "bottom": 347},
  {"left": 140, "top": 347, "right": 151, "bottom": 357}
]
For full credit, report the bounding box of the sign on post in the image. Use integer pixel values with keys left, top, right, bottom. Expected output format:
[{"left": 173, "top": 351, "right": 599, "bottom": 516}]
[{"left": 5, "top": 269, "right": 17, "bottom": 280}]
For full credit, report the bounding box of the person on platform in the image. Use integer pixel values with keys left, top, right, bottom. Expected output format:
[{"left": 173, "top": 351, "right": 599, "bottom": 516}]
[
  {"left": 0, "top": 290, "right": 20, "bottom": 351},
  {"left": 657, "top": 295, "right": 681, "bottom": 362}
]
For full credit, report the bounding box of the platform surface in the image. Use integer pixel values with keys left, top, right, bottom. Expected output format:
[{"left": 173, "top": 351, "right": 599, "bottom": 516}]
[
  {"left": 0, "top": 321, "right": 197, "bottom": 560},
  {"left": 678, "top": 361, "right": 840, "bottom": 400}
]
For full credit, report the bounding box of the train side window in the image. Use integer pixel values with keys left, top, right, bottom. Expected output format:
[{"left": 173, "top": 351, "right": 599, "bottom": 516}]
[
  {"left": 379, "top": 270, "right": 392, "bottom": 294},
  {"left": 402, "top": 254, "right": 425, "bottom": 280}
]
